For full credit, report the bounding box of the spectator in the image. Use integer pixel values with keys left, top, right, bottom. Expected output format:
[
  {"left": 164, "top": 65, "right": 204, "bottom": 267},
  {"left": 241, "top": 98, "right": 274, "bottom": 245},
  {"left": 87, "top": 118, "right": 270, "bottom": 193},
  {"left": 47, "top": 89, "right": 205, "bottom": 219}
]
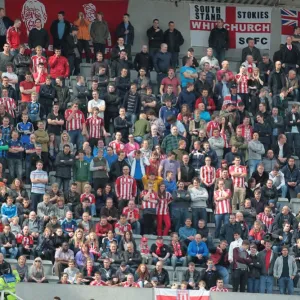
[
  {"left": 241, "top": 38, "right": 262, "bottom": 64},
  {"left": 220, "top": 214, "right": 242, "bottom": 245},
  {"left": 116, "top": 14, "right": 134, "bottom": 60},
  {"left": 187, "top": 233, "right": 208, "bottom": 265},
  {"left": 28, "top": 257, "right": 48, "bottom": 283},
  {"left": 149, "top": 261, "right": 170, "bottom": 287},
  {"left": 28, "top": 19, "right": 49, "bottom": 52},
  {"left": 6, "top": 19, "right": 21, "bottom": 56},
  {"left": 268, "top": 61, "right": 287, "bottom": 97},
  {"left": 0, "top": 9, "right": 12, "bottom": 50},
  {"left": 0, "top": 43, "right": 13, "bottom": 73},
  {"left": 133, "top": 45, "right": 152, "bottom": 74},
  {"left": 50, "top": 11, "right": 71, "bottom": 56},
  {"left": 147, "top": 19, "right": 164, "bottom": 56},
  {"left": 0, "top": 224, "right": 17, "bottom": 258},
  {"left": 154, "top": 43, "right": 172, "bottom": 87},
  {"left": 54, "top": 242, "right": 74, "bottom": 277}
]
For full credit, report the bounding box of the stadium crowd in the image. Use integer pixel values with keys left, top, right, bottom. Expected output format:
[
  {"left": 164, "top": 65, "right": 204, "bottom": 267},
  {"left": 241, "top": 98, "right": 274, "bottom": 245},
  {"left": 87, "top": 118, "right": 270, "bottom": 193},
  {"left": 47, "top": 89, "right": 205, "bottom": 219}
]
[{"left": 0, "top": 5, "right": 299, "bottom": 296}]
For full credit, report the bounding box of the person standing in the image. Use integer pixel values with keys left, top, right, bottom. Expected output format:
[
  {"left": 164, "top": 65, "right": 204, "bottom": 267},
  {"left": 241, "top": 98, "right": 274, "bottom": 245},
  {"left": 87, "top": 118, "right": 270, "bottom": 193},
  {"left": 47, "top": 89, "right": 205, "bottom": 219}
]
[
  {"left": 0, "top": 8, "right": 13, "bottom": 51},
  {"left": 65, "top": 26, "right": 80, "bottom": 76},
  {"left": 274, "top": 246, "right": 297, "bottom": 295},
  {"left": 74, "top": 12, "right": 91, "bottom": 63},
  {"left": 208, "top": 18, "right": 229, "bottom": 65},
  {"left": 0, "top": 43, "right": 13, "bottom": 73},
  {"left": 147, "top": 19, "right": 164, "bottom": 57},
  {"left": 154, "top": 43, "right": 172, "bottom": 87},
  {"left": 50, "top": 11, "right": 71, "bottom": 56},
  {"left": 48, "top": 47, "right": 69, "bottom": 86},
  {"left": 28, "top": 18, "right": 49, "bottom": 52},
  {"left": 163, "top": 21, "right": 184, "bottom": 68},
  {"left": 90, "top": 12, "right": 109, "bottom": 60},
  {"left": 241, "top": 38, "right": 262, "bottom": 65},
  {"left": 6, "top": 19, "right": 21, "bottom": 56},
  {"left": 232, "top": 240, "right": 251, "bottom": 292},
  {"left": 115, "top": 165, "right": 137, "bottom": 214},
  {"left": 30, "top": 160, "right": 48, "bottom": 212},
  {"left": 116, "top": 14, "right": 134, "bottom": 61}
]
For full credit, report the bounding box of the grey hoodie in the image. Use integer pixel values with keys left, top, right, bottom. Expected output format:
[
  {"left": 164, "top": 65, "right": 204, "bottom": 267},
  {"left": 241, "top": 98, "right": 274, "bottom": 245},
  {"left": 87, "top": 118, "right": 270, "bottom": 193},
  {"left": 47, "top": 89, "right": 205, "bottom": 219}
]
[
  {"left": 189, "top": 187, "right": 208, "bottom": 208},
  {"left": 248, "top": 139, "right": 265, "bottom": 160}
]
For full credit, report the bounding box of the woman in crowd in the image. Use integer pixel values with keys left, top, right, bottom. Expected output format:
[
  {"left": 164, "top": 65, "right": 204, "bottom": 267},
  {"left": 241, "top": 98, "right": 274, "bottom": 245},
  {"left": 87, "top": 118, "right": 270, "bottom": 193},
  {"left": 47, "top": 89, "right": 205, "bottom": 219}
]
[
  {"left": 118, "top": 231, "right": 137, "bottom": 252},
  {"left": 134, "top": 264, "right": 150, "bottom": 287},
  {"left": 75, "top": 243, "right": 94, "bottom": 269},
  {"left": 9, "top": 178, "right": 28, "bottom": 203},
  {"left": 59, "top": 131, "right": 74, "bottom": 154},
  {"left": 16, "top": 255, "right": 29, "bottom": 282},
  {"left": 157, "top": 182, "right": 172, "bottom": 236},
  {"left": 69, "top": 228, "right": 85, "bottom": 254},
  {"left": 28, "top": 257, "right": 48, "bottom": 283}
]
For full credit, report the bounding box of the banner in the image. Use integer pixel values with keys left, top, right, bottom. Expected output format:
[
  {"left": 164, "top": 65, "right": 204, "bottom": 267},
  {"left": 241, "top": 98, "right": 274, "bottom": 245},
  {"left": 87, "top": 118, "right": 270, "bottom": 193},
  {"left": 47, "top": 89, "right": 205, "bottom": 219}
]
[
  {"left": 155, "top": 288, "right": 210, "bottom": 300},
  {"left": 189, "top": 4, "right": 272, "bottom": 49},
  {"left": 281, "top": 9, "right": 300, "bottom": 44},
  {"left": 5, "top": 0, "right": 129, "bottom": 53}
]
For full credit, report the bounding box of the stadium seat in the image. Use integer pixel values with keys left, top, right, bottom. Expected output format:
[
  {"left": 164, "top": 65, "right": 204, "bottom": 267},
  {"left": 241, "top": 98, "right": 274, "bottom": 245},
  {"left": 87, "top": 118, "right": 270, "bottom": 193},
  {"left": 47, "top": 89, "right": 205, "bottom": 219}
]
[
  {"left": 133, "top": 234, "right": 142, "bottom": 247},
  {"left": 46, "top": 275, "right": 59, "bottom": 283},
  {"left": 42, "top": 260, "right": 54, "bottom": 275},
  {"left": 175, "top": 266, "right": 186, "bottom": 282},
  {"left": 130, "top": 69, "right": 138, "bottom": 80},
  {"left": 80, "top": 63, "right": 92, "bottom": 78},
  {"left": 6, "top": 259, "right": 17, "bottom": 270},
  {"left": 150, "top": 71, "right": 157, "bottom": 84},
  {"left": 290, "top": 198, "right": 300, "bottom": 215}
]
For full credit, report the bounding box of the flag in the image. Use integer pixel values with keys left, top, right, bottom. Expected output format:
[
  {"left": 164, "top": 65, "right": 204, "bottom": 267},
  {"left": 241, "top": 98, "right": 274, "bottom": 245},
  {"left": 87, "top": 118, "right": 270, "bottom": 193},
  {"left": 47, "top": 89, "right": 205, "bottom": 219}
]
[
  {"left": 281, "top": 9, "right": 300, "bottom": 43},
  {"left": 155, "top": 288, "right": 210, "bottom": 300},
  {"left": 189, "top": 5, "right": 272, "bottom": 49}
]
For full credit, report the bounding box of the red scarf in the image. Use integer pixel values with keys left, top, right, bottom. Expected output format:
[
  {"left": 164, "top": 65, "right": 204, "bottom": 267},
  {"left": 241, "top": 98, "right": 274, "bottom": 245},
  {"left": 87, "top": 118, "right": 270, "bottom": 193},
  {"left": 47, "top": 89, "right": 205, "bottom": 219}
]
[
  {"left": 155, "top": 242, "right": 164, "bottom": 256},
  {"left": 172, "top": 241, "right": 182, "bottom": 257},
  {"left": 87, "top": 266, "right": 92, "bottom": 276}
]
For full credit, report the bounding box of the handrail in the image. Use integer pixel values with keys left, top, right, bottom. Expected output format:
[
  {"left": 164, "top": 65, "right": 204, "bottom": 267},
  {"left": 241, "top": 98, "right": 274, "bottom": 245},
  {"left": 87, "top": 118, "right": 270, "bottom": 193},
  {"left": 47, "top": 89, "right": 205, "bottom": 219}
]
[{"left": 0, "top": 290, "right": 24, "bottom": 300}]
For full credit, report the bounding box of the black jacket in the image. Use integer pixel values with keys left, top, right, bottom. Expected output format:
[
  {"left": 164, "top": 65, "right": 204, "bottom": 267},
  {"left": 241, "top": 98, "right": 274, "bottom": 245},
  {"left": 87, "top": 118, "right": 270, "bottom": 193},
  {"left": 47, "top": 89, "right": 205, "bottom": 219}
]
[
  {"left": 116, "top": 22, "right": 134, "bottom": 45},
  {"left": 241, "top": 46, "right": 262, "bottom": 63},
  {"left": 261, "top": 185, "right": 278, "bottom": 204},
  {"left": 147, "top": 26, "right": 164, "bottom": 49},
  {"left": 54, "top": 85, "right": 70, "bottom": 110},
  {"left": 65, "top": 34, "right": 78, "bottom": 57},
  {"left": 110, "top": 159, "right": 130, "bottom": 181},
  {"left": 113, "top": 116, "right": 132, "bottom": 140},
  {"left": 0, "top": 261, "right": 12, "bottom": 275},
  {"left": 74, "top": 204, "right": 91, "bottom": 220},
  {"left": 209, "top": 27, "right": 229, "bottom": 50},
  {"left": 163, "top": 29, "right": 184, "bottom": 53},
  {"left": 123, "top": 250, "right": 142, "bottom": 266},
  {"left": 274, "top": 212, "right": 299, "bottom": 231},
  {"left": 54, "top": 151, "right": 74, "bottom": 179},
  {"left": 50, "top": 19, "right": 71, "bottom": 47},
  {"left": 183, "top": 269, "right": 201, "bottom": 285},
  {"left": 273, "top": 229, "right": 293, "bottom": 247},
  {"left": 268, "top": 70, "right": 287, "bottom": 95},
  {"left": 111, "top": 44, "right": 131, "bottom": 61},
  {"left": 254, "top": 122, "right": 272, "bottom": 146},
  {"left": 133, "top": 51, "right": 153, "bottom": 72},
  {"left": 273, "top": 142, "right": 291, "bottom": 160},
  {"left": 248, "top": 254, "right": 262, "bottom": 279},
  {"left": 13, "top": 53, "right": 31, "bottom": 76},
  {"left": 115, "top": 76, "right": 130, "bottom": 98},
  {"left": 123, "top": 92, "right": 141, "bottom": 115},
  {"left": 0, "top": 232, "right": 16, "bottom": 247},
  {"left": 279, "top": 44, "right": 300, "bottom": 65},
  {"left": 39, "top": 84, "right": 56, "bottom": 103},
  {"left": 180, "top": 162, "right": 196, "bottom": 184},
  {"left": 270, "top": 115, "right": 285, "bottom": 136},
  {"left": 219, "top": 222, "right": 242, "bottom": 244},
  {"left": 111, "top": 59, "right": 132, "bottom": 79},
  {"left": 257, "top": 249, "right": 277, "bottom": 275},
  {"left": 28, "top": 28, "right": 49, "bottom": 49},
  {"left": 149, "top": 268, "right": 170, "bottom": 286},
  {"left": 1, "top": 16, "right": 13, "bottom": 31},
  {"left": 104, "top": 92, "right": 121, "bottom": 114},
  {"left": 35, "top": 235, "right": 55, "bottom": 252},
  {"left": 1, "top": 84, "right": 17, "bottom": 100},
  {"left": 286, "top": 111, "right": 300, "bottom": 132}
]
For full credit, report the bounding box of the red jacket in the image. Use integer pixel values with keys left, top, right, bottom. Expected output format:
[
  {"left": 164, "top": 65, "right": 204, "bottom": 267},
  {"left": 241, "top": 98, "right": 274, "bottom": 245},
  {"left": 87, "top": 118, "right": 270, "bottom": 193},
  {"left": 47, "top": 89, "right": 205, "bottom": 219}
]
[
  {"left": 48, "top": 55, "right": 70, "bottom": 78},
  {"left": 16, "top": 234, "right": 34, "bottom": 247},
  {"left": 6, "top": 26, "right": 21, "bottom": 49},
  {"left": 195, "top": 97, "right": 216, "bottom": 114},
  {"left": 216, "top": 69, "right": 234, "bottom": 82},
  {"left": 95, "top": 222, "right": 113, "bottom": 237},
  {"left": 210, "top": 246, "right": 229, "bottom": 266}
]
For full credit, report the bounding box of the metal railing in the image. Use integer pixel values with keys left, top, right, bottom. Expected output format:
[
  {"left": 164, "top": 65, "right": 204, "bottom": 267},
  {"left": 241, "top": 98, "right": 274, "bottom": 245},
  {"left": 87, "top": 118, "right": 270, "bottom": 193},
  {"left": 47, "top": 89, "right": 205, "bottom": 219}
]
[{"left": 0, "top": 290, "right": 24, "bottom": 300}]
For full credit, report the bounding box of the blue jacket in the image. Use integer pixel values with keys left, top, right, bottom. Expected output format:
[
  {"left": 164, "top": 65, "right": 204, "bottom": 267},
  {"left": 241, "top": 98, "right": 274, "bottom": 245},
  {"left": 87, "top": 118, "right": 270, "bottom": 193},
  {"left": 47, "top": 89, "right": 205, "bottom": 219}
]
[
  {"left": 178, "top": 89, "right": 196, "bottom": 111},
  {"left": 1, "top": 204, "right": 17, "bottom": 219},
  {"left": 188, "top": 240, "right": 209, "bottom": 257},
  {"left": 179, "top": 226, "right": 197, "bottom": 241},
  {"left": 200, "top": 111, "right": 211, "bottom": 122},
  {"left": 163, "top": 179, "right": 177, "bottom": 194},
  {"left": 61, "top": 219, "right": 78, "bottom": 235}
]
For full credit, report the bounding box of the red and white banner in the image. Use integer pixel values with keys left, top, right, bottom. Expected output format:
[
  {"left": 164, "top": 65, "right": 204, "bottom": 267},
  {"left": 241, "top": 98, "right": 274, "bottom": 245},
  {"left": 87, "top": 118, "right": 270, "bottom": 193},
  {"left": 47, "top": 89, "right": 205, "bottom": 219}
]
[
  {"left": 155, "top": 288, "right": 210, "bottom": 300},
  {"left": 5, "top": 0, "right": 129, "bottom": 54},
  {"left": 190, "top": 4, "right": 272, "bottom": 49},
  {"left": 281, "top": 9, "right": 300, "bottom": 44}
]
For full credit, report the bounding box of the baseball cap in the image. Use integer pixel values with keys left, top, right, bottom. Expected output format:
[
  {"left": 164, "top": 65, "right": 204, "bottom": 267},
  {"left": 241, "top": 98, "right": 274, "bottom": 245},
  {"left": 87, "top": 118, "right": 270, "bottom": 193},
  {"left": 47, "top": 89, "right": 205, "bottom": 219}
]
[
  {"left": 230, "top": 83, "right": 237, "bottom": 89},
  {"left": 120, "top": 262, "right": 127, "bottom": 267}
]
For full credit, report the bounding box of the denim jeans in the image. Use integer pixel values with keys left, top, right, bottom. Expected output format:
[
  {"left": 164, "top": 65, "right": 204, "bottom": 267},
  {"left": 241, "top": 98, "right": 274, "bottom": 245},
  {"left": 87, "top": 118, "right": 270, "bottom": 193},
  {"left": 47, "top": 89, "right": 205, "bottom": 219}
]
[
  {"left": 125, "top": 112, "right": 137, "bottom": 128},
  {"left": 68, "top": 129, "right": 83, "bottom": 151},
  {"left": 31, "top": 193, "right": 44, "bottom": 212},
  {"left": 247, "top": 277, "right": 260, "bottom": 293},
  {"left": 8, "top": 158, "right": 23, "bottom": 180},
  {"left": 248, "top": 159, "right": 262, "bottom": 177},
  {"left": 171, "top": 256, "right": 187, "bottom": 269},
  {"left": 278, "top": 277, "right": 294, "bottom": 295},
  {"left": 213, "top": 48, "right": 225, "bottom": 65},
  {"left": 131, "top": 221, "right": 141, "bottom": 234},
  {"left": 192, "top": 207, "right": 207, "bottom": 227},
  {"left": 90, "top": 204, "right": 96, "bottom": 217},
  {"left": 215, "top": 213, "right": 229, "bottom": 238},
  {"left": 286, "top": 132, "right": 300, "bottom": 158},
  {"left": 280, "top": 185, "right": 288, "bottom": 199},
  {"left": 259, "top": 275, "right": 273, "bottom": 294},
  {"left": 56, "top": 177, "right": 70, "bottom": 193},
  {"left": 152, "top": 257, "right": 170, "bottom": 266},
  {"left": 171, "top": 207, "right": 189, "bottom": 233},
  {"left": 1, "top": 247, "right": 18, "bottom": 258},
  {"left": 215, "top": 265, "right": 229, "bottom": 284}
]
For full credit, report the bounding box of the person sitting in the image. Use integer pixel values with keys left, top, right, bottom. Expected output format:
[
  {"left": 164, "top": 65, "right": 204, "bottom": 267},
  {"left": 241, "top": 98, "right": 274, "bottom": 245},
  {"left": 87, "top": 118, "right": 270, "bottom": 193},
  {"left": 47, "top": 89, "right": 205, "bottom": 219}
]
[
  {"left": 195, "top": 88, "right": 216, "bottom": 115},
  {"left": 150, "top": 236, "right": 171, "bottom": 266},
  {"left": 28, "top": 257, "right": 48, "bottom": 283},
  {"left": 187, "top": 234, "right": 209, "bottom": 265},
  {"left": 123, "top": 242, "right": 142, "bottom": 270},
  {"left": 149, "top": 261, "right": 170, "bottom": 287}
]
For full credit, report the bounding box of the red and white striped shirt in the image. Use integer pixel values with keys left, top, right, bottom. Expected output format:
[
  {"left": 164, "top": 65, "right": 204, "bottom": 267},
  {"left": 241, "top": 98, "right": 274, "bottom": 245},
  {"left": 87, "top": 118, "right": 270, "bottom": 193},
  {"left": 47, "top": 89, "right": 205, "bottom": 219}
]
[
  {"left": 86, "top": 116, "right": 104, "bottom": 139},
  {"left": 80, "top": 193, "right": 96, "bottom": 204},
  {"left": 214, "top": 189, "right": 232, "bottom": 215},
  {"left": 65, "top": 109, "right": 85, "bottom": 131},
  {"left": 31, "top": 55, "right": 47, "bottom": 73},
  {"left": 206, "top": 121, "right": 219, "bottom": 138},
  {"left": 122, "top": 282, "right": 140, "bottom": 288},
  {"left": 109, "top": 140, "right": 125, "bottom": 154},
  {"left": 0, "top": 97, "right": 16, "bottom": 117},
  {"left": 200, "top": 165, "right": 216, "bottom": 185},
  {"left": 256, "top": 212, "right": 274, "bottom": 232},
  {"left": 90, "top": 280, "right": 107, "bottom": 286},
  {"left": 229, "top": 165, "right": 247, "bottom": 188},
  {"left": 235, "top": 74, "right": 249, "bottom": 94},
  {"left": 157, "top": 192, "right": 172, "bottom": 215},
  {"left": 115, "top": 175, "right": 137, "bottom": 200},
  {"left": 210, "top": 286, "right": 228, "bottom": 292},
  {"left": 122, "top": 207, "right": 140, "bottom": 220},
  {"left": 140, "top": 190, "right": 158, "bottom": 210},
  {"left": 237, "top": 124, "right": 253, "bottom": 143},
  {"left": 114, "top": 221, "right": 132, "bottom": 235}
]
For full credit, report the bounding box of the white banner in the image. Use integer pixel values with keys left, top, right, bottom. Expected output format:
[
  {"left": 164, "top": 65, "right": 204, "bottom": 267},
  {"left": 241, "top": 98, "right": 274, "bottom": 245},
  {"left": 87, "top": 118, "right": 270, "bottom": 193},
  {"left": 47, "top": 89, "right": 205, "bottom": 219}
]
[{"left": 190, "top": 4, "right": 272, "bottom": 49}]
